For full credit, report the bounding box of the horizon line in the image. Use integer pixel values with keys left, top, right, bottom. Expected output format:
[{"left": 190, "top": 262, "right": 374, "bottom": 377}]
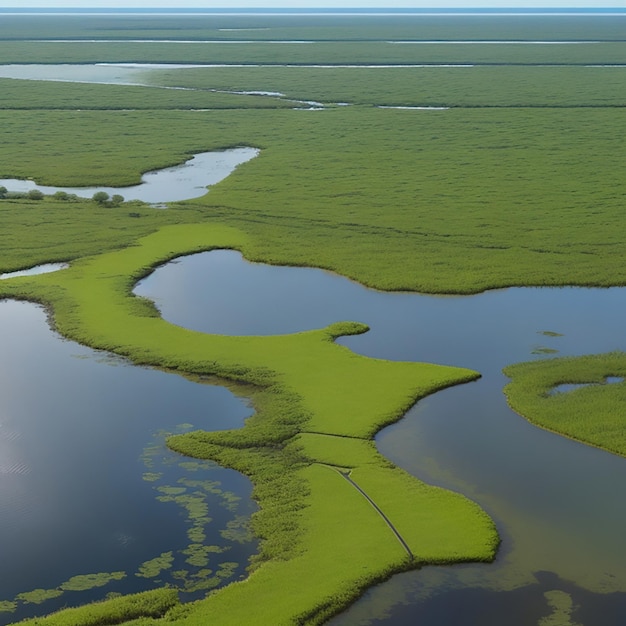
[{"left": 1, "top": 6, "right": 624, "bottom": 10}]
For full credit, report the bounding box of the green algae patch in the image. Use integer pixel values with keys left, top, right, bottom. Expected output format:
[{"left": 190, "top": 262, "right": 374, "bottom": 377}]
[
  {"left": 136, "top": 552, "right": 175, "bottom": 580},
  {"left": 504, "top": 352, "right": 626, "bottom": 457},
  {"left": 531, "top": 346, "right": 559, "bottom": 355},
  {"left": 156, "top": 486, "right": 187, "bottom": 496},
  {"left": 220, "top": 516, "right": 254, "bottom": 544},
  {"left": 59, "top": 572, "right": 126, "bottom": 592},
  {"left": 142, "top": 472, "right": 163, "bottom": 482},
  {"left": 539, "top": 590, "right": 583, "bottom": 626},
  {"left": 16, "top": 589, "right": 63, "bottom": 605},
  {"left": 0, "top": 601, "right": 17, "bottom": 614},
  {"left": 2, "top": 223, "right": 497, "bottom": 623}
]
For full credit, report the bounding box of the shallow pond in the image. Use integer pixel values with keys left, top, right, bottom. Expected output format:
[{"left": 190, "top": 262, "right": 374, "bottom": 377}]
[
  {"left": 135, "top": 250, "right": 626, "bottom": 626},
  {"left": 0, "top": 262, "right": 68, "bottom": 280},
  {"left": 0, "top": 300, "right": 257, "bottom": 625},
  {"left": 0, "top": 147, "right": 258, "bottom": 204}
]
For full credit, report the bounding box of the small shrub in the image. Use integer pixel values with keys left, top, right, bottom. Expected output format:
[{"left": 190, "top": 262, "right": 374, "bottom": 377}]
[
  {"left": 27, "top": 189, "right": 44, "bottom": 200},
  {"left": 92, "top": 191, "right": 110, "bottom": 205}
]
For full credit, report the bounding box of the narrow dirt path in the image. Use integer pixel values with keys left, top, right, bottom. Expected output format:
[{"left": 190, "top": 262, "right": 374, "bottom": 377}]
[{"left": 323, "top": 465, "right": 414, "bottom": 559}]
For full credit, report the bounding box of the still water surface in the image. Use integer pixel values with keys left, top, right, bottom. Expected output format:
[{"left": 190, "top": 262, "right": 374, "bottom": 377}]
[
  {"left": 135, "top": 250, "right": 626, "bottom": 625},
  {"left": 0, "top": 300, "right": 256, "bottom": 624},
  {"left": 3, "top": 56, "right": 623, "bottom": 626},
  {"left": 0, "top": 148, "right": 258, "bottom": 204}
]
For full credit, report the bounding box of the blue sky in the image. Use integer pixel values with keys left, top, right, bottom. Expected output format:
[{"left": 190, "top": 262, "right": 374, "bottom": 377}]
[{"left": 2, "top": 1, "right": 625, "bottom": 8}]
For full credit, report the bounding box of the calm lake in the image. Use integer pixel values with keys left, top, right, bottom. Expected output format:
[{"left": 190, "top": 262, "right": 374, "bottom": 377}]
[
  {"left": 134, "top": 250, "right": 626, "bottom": 626},
  {"left": 0, "top": 300, "right": 257, "bottom": 625}
]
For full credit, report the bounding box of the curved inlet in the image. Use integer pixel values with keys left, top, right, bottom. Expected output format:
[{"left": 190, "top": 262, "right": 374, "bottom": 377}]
[
  {"left": 0, "top": 262, "right": 68, "bottom": 279},
  {"left": 0, "top": 148, "right": 259, "bottom": 204},
  {"left": 136, "top": 249, "right": 626, "bottom": 625}
]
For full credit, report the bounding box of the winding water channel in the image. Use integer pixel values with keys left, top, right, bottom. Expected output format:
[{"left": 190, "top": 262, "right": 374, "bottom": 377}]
[
  {"left": 0, "top": 148, "right": 258, "bottom": 204},
  {"left": 134, "top": 250, "right": 626, "bottom": 626}
]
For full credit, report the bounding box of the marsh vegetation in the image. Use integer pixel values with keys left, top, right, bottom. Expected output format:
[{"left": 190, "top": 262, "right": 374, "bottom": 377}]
[{"left": 0, "top": 9, "right": 625, "bottom": 626}]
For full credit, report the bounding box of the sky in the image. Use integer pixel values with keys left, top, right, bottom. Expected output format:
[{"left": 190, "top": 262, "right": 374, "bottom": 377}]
[{"left": 1, "top": 1, "right": 625, "bottom": 8}]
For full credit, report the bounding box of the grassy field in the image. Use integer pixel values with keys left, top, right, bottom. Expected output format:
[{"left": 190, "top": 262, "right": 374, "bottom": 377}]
[
  {"left": 504, "top": 353, "right": 626, "bottom": 458},
  {"left": 1, "top": 11, "right": 625, "bottom": 625},
  {"left": 0, "top": 77, "right": 291, "bottom": 110},
  {"left": 1, "top": 40, "right": 626, "bottom": 65},
  {"left": 1, "top": 104, "right": 626, "bottom": 292},
  {"left": 1, "top": 13, "right": 626, "bottom": 41},
  {"left": 146, "top": 64, "right": 626, "bottom": 107}
]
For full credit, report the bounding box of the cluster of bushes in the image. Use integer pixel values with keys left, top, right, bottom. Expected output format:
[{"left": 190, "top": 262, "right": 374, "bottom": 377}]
[
  {"left": 0, "top": 185, "right": 49, "bottom": 201},
  {"left": 92, "top": 191, "right": 125, "bottom": 207},
  {"left": 0, "top": 186, "right": 125, "bottom": 206}
]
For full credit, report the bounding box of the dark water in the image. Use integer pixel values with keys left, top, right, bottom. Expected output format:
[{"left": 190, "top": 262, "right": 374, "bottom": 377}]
[
  {"left": 135, "top": 250, "right": 626, "bottom": 626},
  {"left": 0, "top": 300, "right": 257, "bottom": 624}
]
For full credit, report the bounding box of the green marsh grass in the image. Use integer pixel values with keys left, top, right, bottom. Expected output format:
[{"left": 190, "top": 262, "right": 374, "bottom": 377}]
[
  {"left": 14, "top": 588, "right": 179, "bottom": 626},
  {"left": 1, "top": 40, "right": 626, "bottom": 66},
  {"left": 3, "top": 106, "right": 626, "bottom": 292},
  {"left": 147, "top": 65, "right": 626, "bottom": 107},
  {"left": 504, "top": 353, "right": 626, "bottom": 457},
  {"left": 1, "top": 224, "right": 496, "bottom": 624},
  {"left": 0, "top": 78, "right": 291, "bottom": 111},
  {"left": 1, "top": 13, "right": 626, "bottom": 42},
  {"left": 3, "top": 12, "right": 626, "bottom": 624}
]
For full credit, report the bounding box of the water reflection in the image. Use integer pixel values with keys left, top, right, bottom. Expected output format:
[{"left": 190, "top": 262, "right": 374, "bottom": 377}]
[
  {"left": 135, "top": 250, "right": 626, "bottom": 625},
  {"left": 0, "top": 300, "right": 256, "bottom": 624}
]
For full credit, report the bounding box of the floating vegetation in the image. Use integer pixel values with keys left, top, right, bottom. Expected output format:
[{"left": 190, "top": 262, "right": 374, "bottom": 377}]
[
  {"left": 142, "top": 472, "right": 163, "bottom": 482},
  {"left": 182, "top": 544, "right": 224, "bottom": 568},
  {"left": 220, "top": 516, "right": 253, "bottom": 544},
  {"left": 220, "top": 491, "right": 241, "bottom": 513},
  {"left": 173, "top": 562, "right": 240, "bottom": 594},
  {"left": 60, "top": 572, "right": 126, "bottom": 592},
  {"left": 157, "top": 486, "right": 187, "bottom": 496},
  {"left": 539, "top": 330, "right": 564, "bottom": 337},
  {"left": 130, "top": 426, "right": 249, "bottom": 598},
  {"left": 539, "top": 590, "right": 582, "bottom": 626},
  {"left": 139, "top": 442, "right": 163, "bottom": 470},
  {"left": 178, "top": 477, "right": 223, "bottom": 495},
  {"left": 179, "top": 460, "right": 218, "bottom": 472},
  {"left": 136, "top": 552, "right": 175, "bottom": 579},
  {"left": 532, "top": 346, "right": 559, "bottom": 355},
  {"left": 187, "top": 525, "right": 206, "bottom": 544},
  {"left": 156, "top": 492, "right": 211, "bottom": 525},
  {"left": 15, "top": 589, "right": 63, "bottom": 605},
  {"left": 0, "top": 601, "right": 16, "bottom": 613}
]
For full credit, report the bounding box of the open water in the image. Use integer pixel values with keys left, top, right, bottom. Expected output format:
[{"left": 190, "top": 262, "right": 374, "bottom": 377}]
[{"left": 135, "top": 249, "right": 626, "bottom": 626}]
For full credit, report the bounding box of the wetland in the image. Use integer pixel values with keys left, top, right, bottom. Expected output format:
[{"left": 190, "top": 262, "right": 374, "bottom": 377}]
[
  {"left": 136, "top": 251, "right": 626, "bottom": 625},
  {"left": 1, "top": 10, "right": 626, "bottom": 626}
]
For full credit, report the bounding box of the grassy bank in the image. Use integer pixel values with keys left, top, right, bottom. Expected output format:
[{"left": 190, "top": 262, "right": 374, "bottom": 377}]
[
  {"left": 1, "top": 12, "right": 625, "bottom": 624},
  {"left": 2, "top": 106, "right": 626, "bottom": 292},
  {"left": 2, "top": 223, "right": 497, "bottom": 625},
  {"left": 504, "top": 353, "right": 626, "bottom": 457}
]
